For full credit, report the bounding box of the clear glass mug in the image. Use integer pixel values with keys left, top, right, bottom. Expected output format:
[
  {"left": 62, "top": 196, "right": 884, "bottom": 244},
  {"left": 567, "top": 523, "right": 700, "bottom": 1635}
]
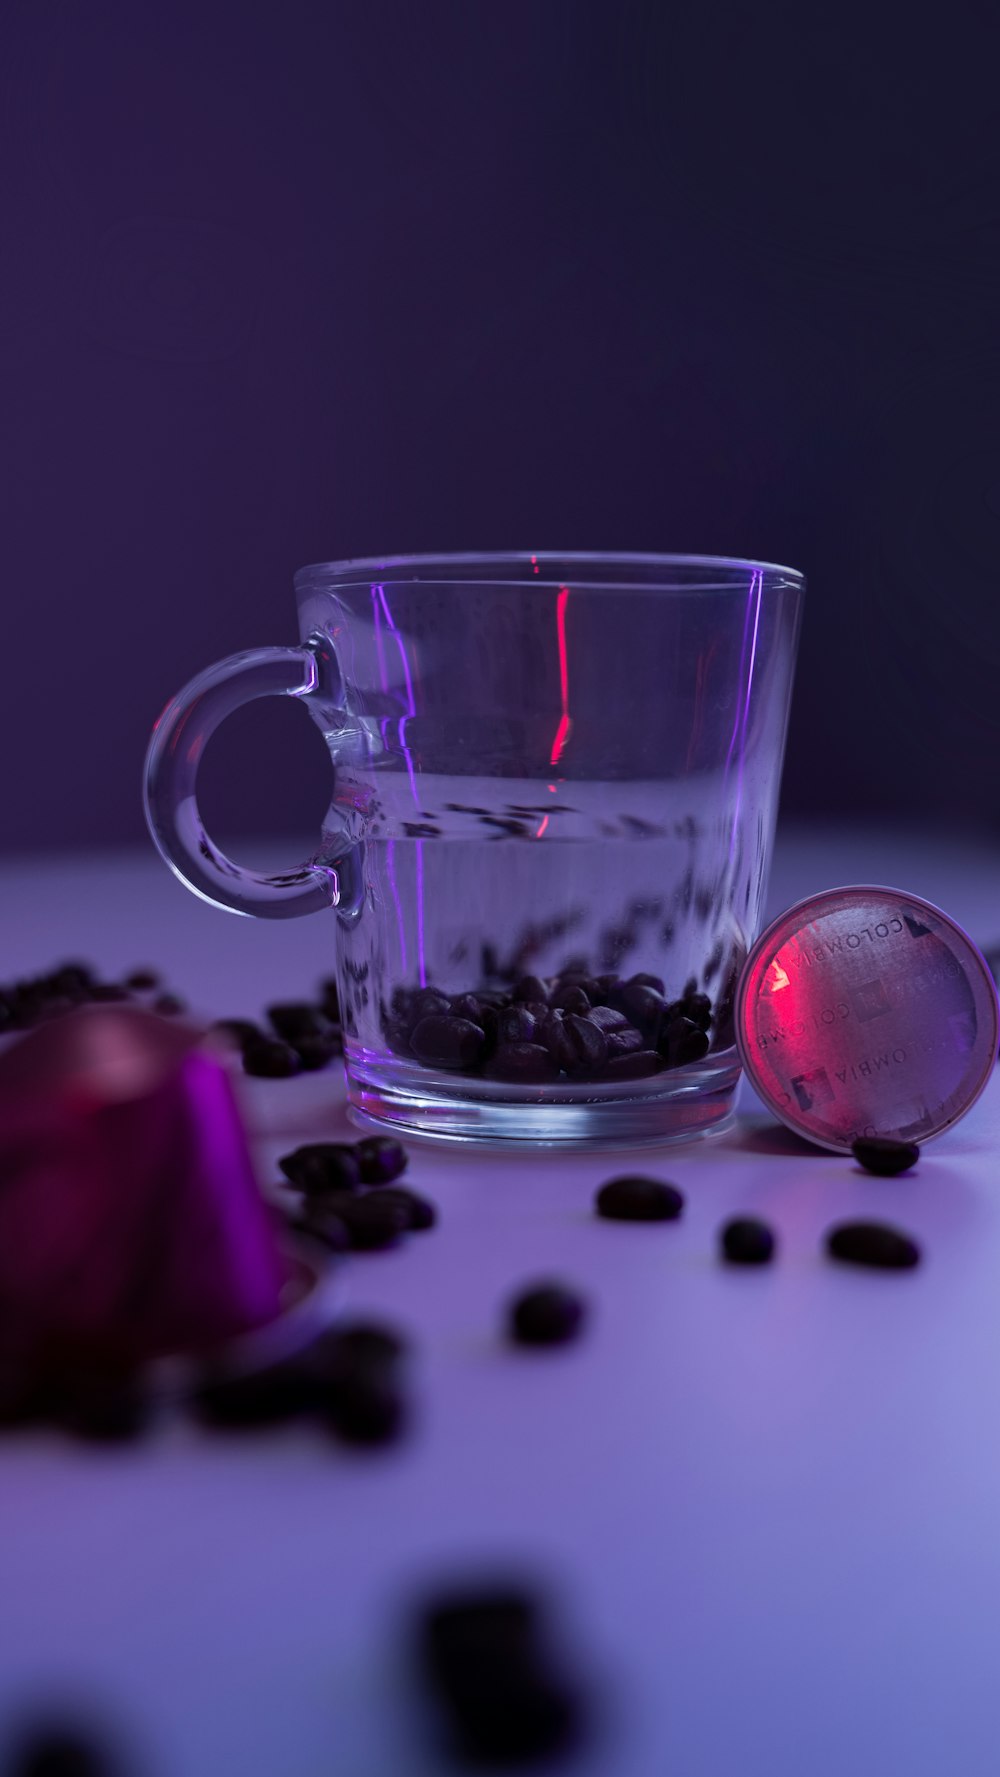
[{"left": 144, "top": 553, "right": 805, "bottom": 1146}]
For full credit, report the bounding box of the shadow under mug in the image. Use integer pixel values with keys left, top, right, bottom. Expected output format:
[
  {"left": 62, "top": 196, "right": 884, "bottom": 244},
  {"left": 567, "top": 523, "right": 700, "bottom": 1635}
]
[{"left": 144, "top": 552, "right": 805, "bottom": 1146}]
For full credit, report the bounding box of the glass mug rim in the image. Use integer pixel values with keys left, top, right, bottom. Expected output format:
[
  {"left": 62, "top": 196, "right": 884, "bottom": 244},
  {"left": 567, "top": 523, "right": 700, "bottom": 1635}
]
[{"left": 294, "top": 551, "right": 806, "bottom": 593}]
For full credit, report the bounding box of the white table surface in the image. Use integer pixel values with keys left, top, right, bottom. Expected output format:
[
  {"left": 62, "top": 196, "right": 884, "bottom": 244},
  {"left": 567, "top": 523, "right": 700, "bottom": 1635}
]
[{"left": 1, "top": 823, "right": 999, "bottom": 1777}]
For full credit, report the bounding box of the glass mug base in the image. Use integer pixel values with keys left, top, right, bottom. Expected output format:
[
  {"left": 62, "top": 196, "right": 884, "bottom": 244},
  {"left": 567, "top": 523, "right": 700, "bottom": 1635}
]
[{"left": 345, "top": 1050, "right": 742, "bottom": 1148}]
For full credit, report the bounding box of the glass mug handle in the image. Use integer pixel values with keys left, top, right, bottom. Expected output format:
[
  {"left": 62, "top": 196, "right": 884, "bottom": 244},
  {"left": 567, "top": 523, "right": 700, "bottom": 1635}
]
[{"left": 143, "top": 645, "right": 340, "bottom": 918}]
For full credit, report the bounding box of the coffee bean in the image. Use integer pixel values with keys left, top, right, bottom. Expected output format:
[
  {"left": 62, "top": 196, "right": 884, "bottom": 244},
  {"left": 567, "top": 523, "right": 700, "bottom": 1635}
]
[
  {"left": 851, "top": 1137, "right": 920, "bottom": 1176},
  {"left": 310, "top": 1321, "right": 409, "bottom": 1370},
  {"left": 719, "top": 1217, "right": 776, "bottom": 1266},
  {"left": 289, "top": 1208, "right": 352, "bottom": 1253},
  {"left": 561, "top": 1013, "right": 609, "bottom": 1076},
  {"left": 549, "top": 983, "right": 591, "bottom": 1015},
  {"left": 279, "top": 1143, "right": 362, "bottom": 1194},
  {"left": 209, "top": 1017, "right": 261, "bottom": 1048},
  {"left": 123, "top": 967, "right": 160, "bottom": 991},
  {"left": 5, "top": 1722, "right": 115, "bottom": 1777},
  {"left": 384, "top": 1018, "right": 414, "bottom": 1058},
  {"left": 242, "top": 1037, "right": 301, "bottom": 1077},
  {"left": 629, "top": 971, "right": 666, "bottom": 993},
  {"left": 376, "top": 1187, "right": 438, "bottom": 1232},
  {"left": 680, "top": 991, "right": 713, "bottom": 1030},
  {"left": 291, "top": 1033, "right": 341, "bottom": 1070},
  {"left": 327, "top": 1365, "right": 407, "bottom": 1445},
  {"left": 408, "top": 988, "right": 452, "bottom": 1027},
  {"left": 421, "top": 1588, "right": 538, "bottom": 1687},
  {"left": 507, "top": 1283, "right": 587, "bottom": 1347},
  {"left": 586, "top": 1004, "right": 630, "bottom": 1032},
  {"left": 488, "top": 1042, "right": 557, "bottom": 1083},
  {"left": 266, "top": 1001, "right": 329, "bottom": 1041},
  {"left": 826, "top": 1221, "right": 922, "bottom": 1270},
  {"left": 606, "top": 1026, "right": 645, "bottom": 1057},
  {"left": 448, "top": 1671, "right": 581, "bottom": 1764},
  {"left": 336, "top": 1194, "right": 411, "bottom": 1251},
  {"left": 319, "top": 976, "right": 341, "bottom": 1020},
  {"left": 611, "top": 983, "right": 666, "bottom": 1038},
  {"left": 595, "top": 1175, "right": 685, "bottom": 1221},
  {"left": 511, "top": 974, "right": 550, "bottom": 1006},
  {"left": 194, "top": 1356, "right": 314, "bottom": 1428},
  {"left": 538, "top": 1012, "right": 576, "bottom": 1072},
  {"left": 90, "top": 983, "right": 130, "bottom": 1003},
  {"left": 411, "top": 1014, "right": 486, "bottom": 1069},
  {"left": 498, "top": 1004, "right": 540, "bottom": 1045},
  {"left": 355, "top": 1135, "right": 409, "bottom": 1185},
  {"left": 683, "top": 975, "right": 699, "bottom": 999},
  {"left": 451, "top": 992, "right": 488, "bottom": 1026},
  {"left": 149, "top": 990, "right": 183, "bottom": 1016},
  {"left": 604, "top": 1049, "right": 664, "bottom": 1079},
  {"left": 659, "top": 1017, "right": 711, "bottom": 1067}
]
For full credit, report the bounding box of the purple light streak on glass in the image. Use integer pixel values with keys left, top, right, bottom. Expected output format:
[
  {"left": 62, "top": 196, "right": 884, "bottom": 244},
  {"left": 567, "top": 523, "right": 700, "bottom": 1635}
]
[
  {"left": 384, "top": 836, "right": 407, "bottom": 975},
  {"left": 725, "top": 569, "right": 764, "bottom": 879},
  {"left": 415, "top": 838, "right": 427, "bottom": 986},
  {"left": 374, "top": 583, "right": 420, "bottom": 809},
  {"left": 722, "top": 569, "right": 757, "bottom": 780}
]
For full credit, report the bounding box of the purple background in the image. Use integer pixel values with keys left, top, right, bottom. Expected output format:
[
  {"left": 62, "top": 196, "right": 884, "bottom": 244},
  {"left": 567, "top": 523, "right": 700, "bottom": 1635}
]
[{"left": 4, "top": 0, "right": 1000, "bottom": 855}]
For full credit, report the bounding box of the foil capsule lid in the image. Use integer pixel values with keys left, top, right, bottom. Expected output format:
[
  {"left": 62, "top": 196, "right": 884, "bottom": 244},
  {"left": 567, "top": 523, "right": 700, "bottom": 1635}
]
[{"left": 735, "top": 885, "right": 999, "bottom": 1153}]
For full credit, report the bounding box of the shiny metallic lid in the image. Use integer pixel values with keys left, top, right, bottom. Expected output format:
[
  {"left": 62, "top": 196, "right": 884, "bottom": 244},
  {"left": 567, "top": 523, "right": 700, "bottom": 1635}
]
[{"left": 735, "top": 885, "right": 999, "bottom": 1152}]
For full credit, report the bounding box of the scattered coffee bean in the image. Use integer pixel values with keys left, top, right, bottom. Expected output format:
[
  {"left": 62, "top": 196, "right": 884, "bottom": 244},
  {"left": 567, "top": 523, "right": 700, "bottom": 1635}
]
[
  {"left": 209, "top": 1017, "right": 261, "bottom": 1048},
  {"left": 595, "top": 1175, "right": 685, "bottom": 1222},
  {"left": 326, "top": 1365, "right": 407, "bottom": 1446},
  {"left": 241, "top": 1036, "right": 302, "bottom": 1078},
  {"left": 123, "top": 967, "right": 160, "bottom": 991},
  {"left": 507, "top": 1283, "right": 587, "bottom": 1347},
  {"left": 57, "top": 1366, "right": 151, "bottom": 1443},
  {"left": 289, "top": 1208, "right": 352, "bottom": 1253},
  {"left": 488, "top": 1042, "right": 557, "bottom": 1083},
  {"left": 719, "top": 1217, "right": 776, "bottom": 1266},
  {"left": 825, "top": 1220, "right": 922, "bottom": 1270},
  {"left": 375, "top": 1187, "right": 438, "bottom": 1232},
  {"left": 194, "top": 1356, "right": 314, "bottom": 1429},
  {"left": 319, "top": 976, "right": 341, "bottom": 1020},
  {"left": 309, "top": 1321, "right": 409, "bottom": 1371},
  {"left": 417, "top": 1584, "right": 583, "bottom": 1766},
  {"left": 5, "top": 1721, "right": 116, "bottom": 1777},
  {"left": 851, "top": 1136, "right": 920, "bottom": 1176},
  {"left": 291, "top": 1032, "right": 341, "bottom": 1070},
  {"left": 152, "top": 992, "right": 185, "bottom": 1016},
  {"left": 355, "top": 1135, "right": 409, "bottom": 1185},
  {"left": 278, "top": 1143, "right": 362, "bottom": 1195},
  {"left": 410, "top": 1014, "right": 486, "bottom": 1070},
  {"left": 89, "top": 984, "right": 130, "bottom": 1003},
  {"left": 335, "top": 1194, "right": 411, "bottom": 1251}
]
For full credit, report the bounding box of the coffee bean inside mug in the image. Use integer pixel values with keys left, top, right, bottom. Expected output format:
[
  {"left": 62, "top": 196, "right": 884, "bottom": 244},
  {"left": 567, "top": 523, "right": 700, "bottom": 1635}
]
[{"left": 144, "top": 554, "right": 804, "bottom": 1146}]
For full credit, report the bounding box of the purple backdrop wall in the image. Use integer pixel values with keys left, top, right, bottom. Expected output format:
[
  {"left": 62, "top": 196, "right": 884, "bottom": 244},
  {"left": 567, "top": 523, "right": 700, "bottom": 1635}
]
[{"left": 3, "top": 0, "right": 999, "bottom": 855}]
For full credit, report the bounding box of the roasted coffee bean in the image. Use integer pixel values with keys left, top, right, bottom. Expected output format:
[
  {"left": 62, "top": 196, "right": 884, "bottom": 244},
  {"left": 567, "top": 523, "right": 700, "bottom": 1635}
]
[
  {"left": 410, "top": 1014, "right": 486, "bottom": 1070},
  {"left": 611, "top": 983, "right": 666, "bottom": 1038},
  {"left": 629, "top": 971, "right": 666, "bottom": 993},
  {"left": 451, "top": 992, "right": 488, "bottom": 1026},
  {"left": 659, "top": 1017, "right": 711, "bottom": 1066},
  {"left": 319, "top": 975, "right": 341, "bottom": 1019},
  {"left": 826, "top": 1221, "right": 922, "bottom": 1270},
  {"left": 194, "top": 1356, "right": 313, "bottom": 1428},
  {"left": 90, "top": 984, "right": 130, "bottom": 1003},
  {"left": 326, "top": 1366, "right": 407, "bottom": 1446},
  {"left": 152, "top": 992, "right": 185, "bottom": 1016},
  {"left": 683, "top": 975, "right": 698, "bottom": 999},
  {"left": 375, "top": 1187, "right": 438, "bottom": 1232},
  {"left": 47, "top": 961, "right": 97, "bottom": 998},
  {"left": 507, "top": 1282, "right": 587, "bottom": 1347},
  {"left": 561, "top": 1013, "right": 609, "bottom": 1075},
  {"left": 266, "top": 1001, "right": 329, "bottom": 1041},
  {"left": 384, "top": 1018, "right": 414, "bottom": 1057},
  {"left": 498, "top": 1004, "right": 541, "bottom": 1045},
  {"left": 851, "top": 1136, "right": 920, "bottom": 1176},
  {"left": 720, "top": 1217, "right": 777, "bottom": 1266},
  {"left": 604, "top": 1049, "right": 663, "bottom": 1079},
  {"left": 5, "top": 1721, "right": 116, "bottom": 1777},
  {"left": 289, "top": 1208, "right": 352, "bottom": 1253},
  {"left": 279, "top": 1143, "right": 363, "bottom": 1194},
  {"left": 586, "top": 1004, "right": 630, "bottom": 1032},
  {"left": 448, "top": 1672, "right": 580, "bottom": 1764},
  {"left": 606, "top": 1025, "right": 645, "bottom": 1057},
  {"left": 421, "top": 1587, "right": 539, "bottom": 1688},
  {"left": 209, "top": 1017, "right": 261, "bottom": 1048},
  {"left": 123, "top": 967, "right": 160, "bottom": 992},
  {"left": 337, "top": 1194, "right": 411, "bottom": 1251},
  {"left": 511, "top": 974, "right": 550, "bottom": 1006},
  {"left": 291, "top": 1033, "right": 341, "bottom": 1070},
  {"left": 310, "top": 1320, "right": 409, "bottom": 1371},
  {"left": 681, "top": 991, "right": 713, "bottom": 1030},
  {"left": 538, "top": 1012, "right": 576, "bottom": 1072},
  {"left": 242, "top": 1037, "right": 301, "bottom": 1077},
  {"left": 595, "top": 1175, "right": 685, "bottom": 1222},
  {"left": 408, "top": 988, "right": 452, "bottom": 1027},
  {"left": 355, "top": 1135, "right": 409, "bottom": 1185},
  {"left": 549, "top": 983, "right": 591, "bottom": 1015},
  {"left": 488, "top": 1042, "right": 557, "bottom": 1083}
]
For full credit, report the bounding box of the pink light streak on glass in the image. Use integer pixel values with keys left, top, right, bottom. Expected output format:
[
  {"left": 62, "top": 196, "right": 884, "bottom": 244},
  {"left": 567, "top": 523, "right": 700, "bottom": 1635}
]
[
  {"left": 549, "top": 586, "right": 572, "bottom": 767},
  {"left": 415, "top": 838, "right": 427, "bottom": 986},
  {"left": 535, "top": 814, "right": 550, "bottom": 839},
  {"left": 725, "top": 569, "right": 764, "bottom": 877},
  {"left": 531, "top": 554, "right": 540, "bottom": 574}
]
